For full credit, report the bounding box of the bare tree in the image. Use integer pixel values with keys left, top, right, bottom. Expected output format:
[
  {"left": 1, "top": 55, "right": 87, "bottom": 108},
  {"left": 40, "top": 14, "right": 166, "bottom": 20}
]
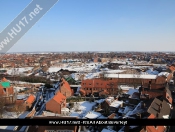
[{"left": 13, "top": 103, "right": 25, "bottom": 118}]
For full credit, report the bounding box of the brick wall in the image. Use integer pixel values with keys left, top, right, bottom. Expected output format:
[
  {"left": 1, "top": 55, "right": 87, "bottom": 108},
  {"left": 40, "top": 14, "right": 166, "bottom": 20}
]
[
  {"left": 46, "top": 100, "right": 61, "bottom": 114},
  {"left": 141, "top": 91, "right": 164, "bottom": 98}
]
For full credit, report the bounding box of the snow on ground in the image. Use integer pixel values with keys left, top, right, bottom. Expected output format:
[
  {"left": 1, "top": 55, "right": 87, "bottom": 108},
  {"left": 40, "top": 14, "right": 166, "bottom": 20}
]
[
  {"left": 2, "top": 111, "right": 18, "bottom": 119},
  {"left": 84, "top": 111, "right": 102, "bottom": 119},
  {"left": 0, "top": 126, "right": 7, "bottom": 129},
  {"left": 70, "top": 101, "right": 96, "bottom": 118},
  {"left": 14, "top": 87, "right": 26, "bottom": 92},
  {"left": 10, "top": 81, "right": 44, "bottom": 85},
  {"left": 0, "top": 67, "right": 33, "bottom": 75},
  {"left": 48, "top": 67, "right": 61, "bottom": 72}
]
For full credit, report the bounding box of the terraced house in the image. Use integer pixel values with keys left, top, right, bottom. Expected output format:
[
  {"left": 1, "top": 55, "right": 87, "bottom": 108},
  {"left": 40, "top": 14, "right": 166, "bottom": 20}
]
[{"left": 0, "top": 77, "right": 16, "bottom": 104}]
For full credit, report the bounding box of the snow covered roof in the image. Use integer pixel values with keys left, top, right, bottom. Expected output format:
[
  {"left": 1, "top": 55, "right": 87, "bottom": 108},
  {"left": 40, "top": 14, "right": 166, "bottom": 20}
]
[
  {"left": 158, "top": 72, "right": 170, "bottom": 77},
  {"left": 105, "top": 74, "right": 157, "bottom": 79},
  {"left": 17, "top": 94, "right": 28, "bottom": 100},
  {"left": 61, "top": 108, "right": 69, "bottom": 112},
  {"left": 85, "top": 111, "right": 102, "bottom": 119},
  {"left": 43, "top": 111, "right": 61, "bottom": 116},
  {"left": 100, "top": 70, "right": 125, "bottom": 74},
  {"left": 120, "top": 85, "right": 133, "bottom": 90},
  {"left": 146, "top": 69, "right": 159, "bottom": 75},
  {"left": 110, "top": 100, "right": 123, "bottom": 108},
  {"left": 106, "top": 97, "right": 114, "bottom": 104},
  {"left": 127, "top": 103, "right": 145, "bottom": 116},
  {"left": 163, "top": 115, "right": 169, "bottom": 119}
]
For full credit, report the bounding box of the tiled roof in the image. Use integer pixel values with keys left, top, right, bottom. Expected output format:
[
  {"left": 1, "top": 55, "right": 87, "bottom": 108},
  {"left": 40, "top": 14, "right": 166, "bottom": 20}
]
[
  {"left": 26, "top": 94, "right": 35, "bottom": 104},
  {"left": 147, "top": 98, "right": 171, "bottom": 118},
  {"left": 61, "top": 78, "right": 72, "bottom": 92},
  {"left": 53, "top": 92, "right": 66, "bottom": 104},
  {"left": 148, "top": 114, "right": 155, "bottom": 119},
  {"left": 169, "top": 66, "right": 175, "bottom": 71},
  {"left": 108, "top": 113, "right": 116, "bottom": 119}
]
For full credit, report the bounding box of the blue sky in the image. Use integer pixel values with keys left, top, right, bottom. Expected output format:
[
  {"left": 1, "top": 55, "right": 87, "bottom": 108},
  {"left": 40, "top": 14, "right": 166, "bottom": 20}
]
[{"left": 0, "top": 0, "right": 175, "bottom": 52}]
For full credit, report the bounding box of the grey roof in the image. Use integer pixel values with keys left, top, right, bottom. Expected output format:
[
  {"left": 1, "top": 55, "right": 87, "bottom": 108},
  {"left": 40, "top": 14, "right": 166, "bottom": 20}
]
[{"left": 147, "top": 98, "right": 171, "bottom": 118}]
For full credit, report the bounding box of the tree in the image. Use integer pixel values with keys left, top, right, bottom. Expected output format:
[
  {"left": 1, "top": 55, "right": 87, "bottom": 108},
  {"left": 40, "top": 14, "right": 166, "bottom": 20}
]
[
  {"left": 89, "top": 94, "right": 95, "bottom": 102},
  {"left": 45, "top": 84, "right": 53, "bottom": 88},
  {"left": 69, "top": 102, "right": 74, "bottom": 109}
]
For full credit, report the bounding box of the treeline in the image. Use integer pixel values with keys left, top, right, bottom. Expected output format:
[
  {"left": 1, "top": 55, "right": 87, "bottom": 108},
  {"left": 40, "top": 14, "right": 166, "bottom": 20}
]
[{"left": 19, "top": 76, "right": 51, "bottom": 84}]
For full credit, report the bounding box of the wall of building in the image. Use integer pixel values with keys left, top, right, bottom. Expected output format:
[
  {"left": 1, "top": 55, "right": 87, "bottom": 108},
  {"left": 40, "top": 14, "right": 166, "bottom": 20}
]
[
  {"left": 81, "top": 79, "right": 118, "bottom": 96},
  {"left": 166, "top": 92, "right": 172, "bottom": 104},
  {"left": 141, "top": 90, "right": 164, "bottom": 99},
  {"left": 46, "top": 100, "right": 61, "bottom": 114}
]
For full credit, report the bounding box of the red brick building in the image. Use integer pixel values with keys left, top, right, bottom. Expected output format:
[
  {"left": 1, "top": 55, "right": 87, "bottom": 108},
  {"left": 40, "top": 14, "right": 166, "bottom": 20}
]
[
  {"left": 25, "top": 94, "right": 36, "bottom": 110},
  {"left": 59, "top": 78, "right": 74, "bottom": 98},
  {"left": 0, "top": 77, "right": 16, "bottom": 104},
  {"left": 141, "top": 76, "right": 166, "bottom": 99},
  {"left": 140, "top": 114, "right": 167, "bottom": 132},
  {"left": 46, "top": 92, "right": 66, "bottom": 114},
  {"left": 81, "top": 78, "right": 118, "bottom": 96},
  {"left": 81, "top": 74, "right": 167, "bottom": 98}
]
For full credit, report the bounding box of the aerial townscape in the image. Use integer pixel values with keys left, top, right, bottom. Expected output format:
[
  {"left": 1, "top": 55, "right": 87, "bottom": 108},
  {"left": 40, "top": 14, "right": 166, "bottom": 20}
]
[
  {"left": 1, "top": 0, "right": 175, "bottom": 132},
  {"left": 0, "top": 52, "right": 175, "bottom": 132}
]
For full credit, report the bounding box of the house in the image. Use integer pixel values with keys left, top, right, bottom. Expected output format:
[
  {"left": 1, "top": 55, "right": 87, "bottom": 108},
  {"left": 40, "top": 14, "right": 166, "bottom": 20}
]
[
  {"left": 140, "top": 114, "right": 167, "bottom": 132},
  {"left": 25, "top": 94, "right": 36, "bottom": 110},
  {"left": 0, "top": 77, "right": 16, "bottom": 104},
  {"left": 147, "top": 98, "right": 172, "bottom": 119},
  {"left": 101, "top": 97, "right": 123, "bottom": 114},
  {"left": 59, "top": 78, "right": 74, "bottom": 98},
  {"left": 81, "top": 78, "right": 118, "bottom": 96},
  {"left": 46, "top": 92, "right": 66, "bottom": 114}
]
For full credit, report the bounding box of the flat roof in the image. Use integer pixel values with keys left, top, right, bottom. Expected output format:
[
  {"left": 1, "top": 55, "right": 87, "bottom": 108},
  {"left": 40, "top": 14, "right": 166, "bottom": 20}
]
[{"left": 104, "top": 74, "right": 157, "bottom": 79}]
